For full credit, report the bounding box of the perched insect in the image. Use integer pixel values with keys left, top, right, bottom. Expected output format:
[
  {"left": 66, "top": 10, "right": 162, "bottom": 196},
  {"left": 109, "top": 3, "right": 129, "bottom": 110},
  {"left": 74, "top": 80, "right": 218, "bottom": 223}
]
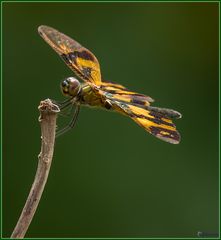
[{"left": 38, "top": 25, "right": 182, "bottom": 144}]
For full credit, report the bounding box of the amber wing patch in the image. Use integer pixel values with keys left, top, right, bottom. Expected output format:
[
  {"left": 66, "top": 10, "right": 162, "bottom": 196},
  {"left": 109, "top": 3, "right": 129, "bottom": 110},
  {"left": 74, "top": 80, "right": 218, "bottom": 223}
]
[{"left": 38, "top": 25, "right": 101, "bottom": 85}]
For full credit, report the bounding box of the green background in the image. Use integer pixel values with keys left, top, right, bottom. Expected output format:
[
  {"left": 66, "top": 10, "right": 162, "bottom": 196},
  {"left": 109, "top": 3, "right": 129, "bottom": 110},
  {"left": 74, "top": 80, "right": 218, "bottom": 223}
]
[{"left": 2, "top": 2, "right": 219, "bottom": 238}]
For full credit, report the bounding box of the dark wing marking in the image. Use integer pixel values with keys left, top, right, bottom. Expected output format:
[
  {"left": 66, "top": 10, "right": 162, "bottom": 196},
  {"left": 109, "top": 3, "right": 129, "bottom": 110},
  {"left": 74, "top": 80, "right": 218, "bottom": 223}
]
[
  {"left": 38, "top": 25, "right": 101, "bottom": 85},
  {"left": 146, "top": 106, "right": 182, "bottom": 119}
]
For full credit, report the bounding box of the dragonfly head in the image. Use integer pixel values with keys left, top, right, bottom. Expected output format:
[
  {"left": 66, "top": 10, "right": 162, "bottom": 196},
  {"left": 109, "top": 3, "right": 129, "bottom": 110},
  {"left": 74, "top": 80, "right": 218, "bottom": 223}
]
[{"left": 61, "top": 77, "right": 81, "bottom": 97}]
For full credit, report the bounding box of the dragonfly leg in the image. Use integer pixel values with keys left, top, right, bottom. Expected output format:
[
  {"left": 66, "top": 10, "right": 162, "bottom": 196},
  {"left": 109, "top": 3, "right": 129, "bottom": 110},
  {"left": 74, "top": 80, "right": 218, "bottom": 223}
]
[
  {"left": 56, "top": 105, "right": 80, "bottom": 138},
  {"left": 52, "top": 97, "right": 74, "bottom": 110},
  {"left": 59, "top": 104, "right": 75, "bottom": 117}
]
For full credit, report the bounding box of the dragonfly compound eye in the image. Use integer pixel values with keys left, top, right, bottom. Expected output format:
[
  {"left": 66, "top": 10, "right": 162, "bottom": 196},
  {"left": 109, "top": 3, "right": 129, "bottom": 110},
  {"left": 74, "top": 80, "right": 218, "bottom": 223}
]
[{"left": 61, "top": 77, "right": 81, "bottom": 97}]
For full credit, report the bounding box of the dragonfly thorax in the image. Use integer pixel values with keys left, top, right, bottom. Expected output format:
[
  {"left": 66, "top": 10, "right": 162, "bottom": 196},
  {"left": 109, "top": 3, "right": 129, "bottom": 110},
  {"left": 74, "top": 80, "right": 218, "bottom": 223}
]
[{"left": 61, "top": 77, "right": 81, "bottom": 97}]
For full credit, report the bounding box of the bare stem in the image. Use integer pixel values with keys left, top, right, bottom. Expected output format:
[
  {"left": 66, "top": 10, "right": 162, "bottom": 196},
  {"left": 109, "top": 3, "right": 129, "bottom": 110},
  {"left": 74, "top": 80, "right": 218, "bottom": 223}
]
[{"left": 10, "top": 99, "right": 60, "bottom": 239}]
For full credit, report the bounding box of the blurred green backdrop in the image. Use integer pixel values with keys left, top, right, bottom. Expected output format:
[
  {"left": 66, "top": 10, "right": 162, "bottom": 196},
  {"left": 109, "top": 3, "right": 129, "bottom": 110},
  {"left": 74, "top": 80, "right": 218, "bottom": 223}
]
[{"left": 2, "top": 2, "right": 219, "bottom": 238}]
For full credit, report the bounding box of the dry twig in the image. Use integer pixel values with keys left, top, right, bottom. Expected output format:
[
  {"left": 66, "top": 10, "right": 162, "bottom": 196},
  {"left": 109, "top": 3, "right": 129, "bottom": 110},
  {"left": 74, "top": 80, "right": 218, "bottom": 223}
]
[{"left": 10, "top": 99, "right": 60, "bottom": 238}]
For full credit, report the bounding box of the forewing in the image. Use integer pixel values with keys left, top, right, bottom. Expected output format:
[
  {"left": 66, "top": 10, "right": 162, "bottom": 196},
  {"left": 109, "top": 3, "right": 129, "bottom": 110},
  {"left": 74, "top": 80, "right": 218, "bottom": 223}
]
[
  {"left": 38, "top": 25, "right": 101, "bottom": 85},
  {"left": 109, "top": 100, "right": 181, "bottom": 144},
  {"left": 100, "top": 81, "right": 154, "bottom": 107}
]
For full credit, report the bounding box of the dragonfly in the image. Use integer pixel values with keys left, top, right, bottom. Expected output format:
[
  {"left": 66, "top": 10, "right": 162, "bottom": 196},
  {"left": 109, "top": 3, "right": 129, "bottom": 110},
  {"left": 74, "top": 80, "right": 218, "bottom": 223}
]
[{"left": 38, "top": 25, "right": 182, "bottom": 144}]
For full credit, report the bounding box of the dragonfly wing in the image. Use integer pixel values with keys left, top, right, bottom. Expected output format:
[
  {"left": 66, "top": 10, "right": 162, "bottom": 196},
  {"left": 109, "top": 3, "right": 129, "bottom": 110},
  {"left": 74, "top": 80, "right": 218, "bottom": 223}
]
[
  {"left": 100, "top": 81, "right": 154, "bottom": 107},
  {"left": 108, "top": 99, "right": 181, "bottom": 144},
  {"left": 38, "top": 25, "right": 101, "bottom": 85}
]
